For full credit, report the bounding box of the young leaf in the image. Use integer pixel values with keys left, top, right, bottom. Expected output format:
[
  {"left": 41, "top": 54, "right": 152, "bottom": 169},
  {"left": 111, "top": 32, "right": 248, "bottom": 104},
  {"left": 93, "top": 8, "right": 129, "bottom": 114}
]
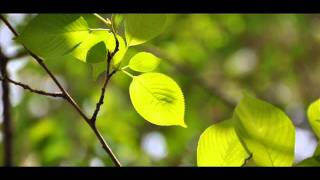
[
  {"left": 234, "top": 94, "right": 295, "bottom": 166},
  {"left": 197, "top": 119, "right": 250, "bottom": 166},
  {"left": 17, "top": 14, "right": 92, "bottom": 60},
  {"left": 129, "top": 73, "right": 185, "bottom": 127},
  {"left": 112, "top": 14, "right": 124, "bottom": 30},
  {"left": 90, "top": 34, "right": 127, "bottom": 80},
  {"left": 124, "top": 14, "right": 167, "bottom": 46},
  {"left": 128, "top": 52, "right": 161, "bottom": 72},
  {"left": 90, "top": 61, "right": 106, "bottom": 80},
  {"left": 86, "top": 41, "right": 107, "bottom": 64},
  {"left": 106, "top": 34, "right": 127, "bottom": 66},
  {"left": 307, "top": 99, "right": 320, "bottom": 139},
  {"left": 69, "top": 30, "right": 109, "bottom": 63}
]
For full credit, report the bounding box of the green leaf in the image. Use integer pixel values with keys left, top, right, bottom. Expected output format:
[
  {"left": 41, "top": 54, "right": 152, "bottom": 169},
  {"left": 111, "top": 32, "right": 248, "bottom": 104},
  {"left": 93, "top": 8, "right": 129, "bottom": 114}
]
[
  {"left": 128, "top": 52, "right": 161, "bottom": 72},
  {"left": 129, "top": 73, "right": 185, "bottom": 127},
  {"left": 234, "top": 94, "right": 295, "bottom": 166},
  {"left": 17, "top": 14, "right": 92, "bottom": 60},
  {"left": 89, "top": 34, "right": 127, "bottom": 80},
  {"left": 90, "top": 61, "right": 106, "bottom": 80},
  {"left": 314, "top": 143, "right": 320, "bottom": 156},
  {"left": 112, "top": 14, "right": 124, "bottom": 30},
  {"left": 68, "top": 30, "right": 109, "bottom": 63},
  {"left": 296, "top": 157, "right": 320, "bottom": 166},
  {"left": 296, "top": 143, "right": 320, "bottom": 166},
  {"left": 86, "top": 41, "right": 107, "bottom": 63},
  {"left": 124, "top": 14, "right": 167, "bottom": 46},
  {"left": 197, "top": 119, "right": 250, "bottom": 166},
  {"left": 17, "top": 14, "right": 123, "bottom": 65},
  {"left": 106, "top": 34, "right": 127, "bottom": 66},
  {"left": 307, "top": 99, "right": 320, "bottom": 139}
]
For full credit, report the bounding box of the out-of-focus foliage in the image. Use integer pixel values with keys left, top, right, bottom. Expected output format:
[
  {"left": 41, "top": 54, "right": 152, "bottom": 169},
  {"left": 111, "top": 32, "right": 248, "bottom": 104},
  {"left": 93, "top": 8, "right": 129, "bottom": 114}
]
[{"left": 1, "top": 14, "right": 320, "bottom": 166}]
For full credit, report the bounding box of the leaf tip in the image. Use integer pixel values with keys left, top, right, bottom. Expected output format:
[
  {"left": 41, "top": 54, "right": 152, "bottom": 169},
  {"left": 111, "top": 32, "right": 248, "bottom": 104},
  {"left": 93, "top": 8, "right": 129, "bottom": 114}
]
[{"left": 180, "top": 122, "right": 188, "bottom": 128}]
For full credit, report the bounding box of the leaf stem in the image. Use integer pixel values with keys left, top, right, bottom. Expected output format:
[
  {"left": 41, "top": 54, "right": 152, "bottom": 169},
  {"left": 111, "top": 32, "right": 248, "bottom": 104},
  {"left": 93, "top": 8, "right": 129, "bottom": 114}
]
[
  {"left": 121, "top": 65, "right": 129, "bottom": 70},
  {"left": 121, "top": 69, "right": 134, "bottom": 78},
  {"left": 89, "top": 28, "right": 110, "bottom": 32},
  {"left": 93, "top": 13, "right": 112, "bottom": 28}
]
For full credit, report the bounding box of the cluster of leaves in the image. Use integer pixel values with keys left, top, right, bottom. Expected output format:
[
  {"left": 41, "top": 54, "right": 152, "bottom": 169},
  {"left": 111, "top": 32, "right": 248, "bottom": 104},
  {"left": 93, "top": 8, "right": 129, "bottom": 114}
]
[
  {"left": 16, "top": 14, "right": 186, "bottom": 128},
  {"left": 4, "top": 14, "right": 319, "bottom": 166},
  {"left": 197, "top": 94, "right": 320, "bottom": 166}
]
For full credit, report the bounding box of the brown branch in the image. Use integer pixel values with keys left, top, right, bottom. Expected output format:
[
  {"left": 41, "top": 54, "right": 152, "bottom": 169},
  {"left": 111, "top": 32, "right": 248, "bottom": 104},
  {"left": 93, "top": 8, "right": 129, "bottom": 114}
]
[
  {"left": 90, "top": 69, "right": 116, "bottom": 123},
  {"left": 90, "top": 17, "right": 120, "bottom": 123},
  {"left": 8, "top": 50, "right": 28, "bottom": 60},
  {"left": 0, "top": 76, "right": 64, "bottom": 98},
  {"left": 0, "top": 14, "right": 121, "bottom": 167},
  {"left": 0, "top": 46, "right": 13, "bottom": 166}
]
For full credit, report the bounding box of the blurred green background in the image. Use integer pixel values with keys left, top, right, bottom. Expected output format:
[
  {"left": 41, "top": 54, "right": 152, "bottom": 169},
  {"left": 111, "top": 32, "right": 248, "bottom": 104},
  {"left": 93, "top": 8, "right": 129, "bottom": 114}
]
[{"left": 0, "top": 14, "right": 319, "bottom": 166}]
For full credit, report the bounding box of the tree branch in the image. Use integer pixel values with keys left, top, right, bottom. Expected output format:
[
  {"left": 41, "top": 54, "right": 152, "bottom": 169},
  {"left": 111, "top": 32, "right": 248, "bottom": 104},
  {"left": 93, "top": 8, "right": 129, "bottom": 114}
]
[
  {"left": 0, "top": 76, "right": 64, "bottom": 98},
  {"left": 90, "top": 14, "right": 119, "bottom": 123},
  {"left": 0, "top": 46, "right": 13, "bottom": 166},
  {"left": 0, "top": 14, "right": 121, "bottom": 167},
  {"left": 7, "top": 50, "right": 28, "bottom": 60}
]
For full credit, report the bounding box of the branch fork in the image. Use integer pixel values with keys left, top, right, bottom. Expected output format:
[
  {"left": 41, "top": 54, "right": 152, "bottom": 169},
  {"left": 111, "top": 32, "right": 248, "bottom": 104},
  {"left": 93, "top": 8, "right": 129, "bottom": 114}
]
[{"left": 0, "top": 14, "right": 122, "bottom": 167}]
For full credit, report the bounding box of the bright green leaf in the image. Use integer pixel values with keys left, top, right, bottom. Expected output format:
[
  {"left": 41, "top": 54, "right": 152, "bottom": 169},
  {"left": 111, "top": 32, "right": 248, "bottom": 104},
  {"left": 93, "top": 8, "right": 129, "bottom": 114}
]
[
  {"left": 307, "top": 99, "right": 320, "bottom": 139},
  {"left": 128, "top": 52, "right": 161, "bottom": 72},
  {"left": 69, "top": 30, "right": 109, "bottom": 62},
  {"left": 106, "top": 34, "right": 127, "bottom": 66},
  {"left": 90, "top": 34, "right": 127, "bottom": 80},
  {"left": 234, "top": 94, "right": 295, "bottom": 166},
  {"left": 129, "top": 73, "right": 185, "bottom": 127},
  {"left": 124, "top": 14, "right": 167, "bottom": 46},
  {"left": 17, "top": 14, "right": 122, "bottom": 65},
  {"left": 17, "top": 14, "right": 91, "bottom": 60},
  {"left": 197, "top": 119, "right": 250, "bottom": 166}
]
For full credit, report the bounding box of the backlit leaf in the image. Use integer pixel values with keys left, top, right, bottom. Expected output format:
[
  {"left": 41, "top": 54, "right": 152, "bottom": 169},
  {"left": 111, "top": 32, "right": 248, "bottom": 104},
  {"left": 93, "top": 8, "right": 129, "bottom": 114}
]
[
  {"left": 17, "top": 14, "right": 92, "bottom": 60},
  {"left": 197, "top": 119, "right": 250, "bottom": 166},
  {"left": 307, "top": 99, "right": 320, "bottom": 139},
  {"left": 129, "top": 73, "right": 185, "bottom": 127},
  {"left": 234, "top": 94, "right": 295, "bottom": 166},
  {"left": 124, "top": 14, "right": 167, "bottom": 46},
  {"left": 128, "top": 52, "right": 160, "bottom": 72}
]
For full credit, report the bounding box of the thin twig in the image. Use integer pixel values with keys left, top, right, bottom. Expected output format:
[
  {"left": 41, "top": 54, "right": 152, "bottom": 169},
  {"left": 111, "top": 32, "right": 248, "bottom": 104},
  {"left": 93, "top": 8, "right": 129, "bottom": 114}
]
[
  {"left": 8, "top": 50, "right": 28, "bottom": 60},
  {"left": 0, "top": 14, "right": 122, "bottom": 167},
  {"left": 0, "top": 76, "right": 64, "bottom": 98},
  {"left": 90, "top": 13, "right": 120, "bottom": 123},
  {"left": 241, "top": 153, "right": 253, "bottom": 167}
]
